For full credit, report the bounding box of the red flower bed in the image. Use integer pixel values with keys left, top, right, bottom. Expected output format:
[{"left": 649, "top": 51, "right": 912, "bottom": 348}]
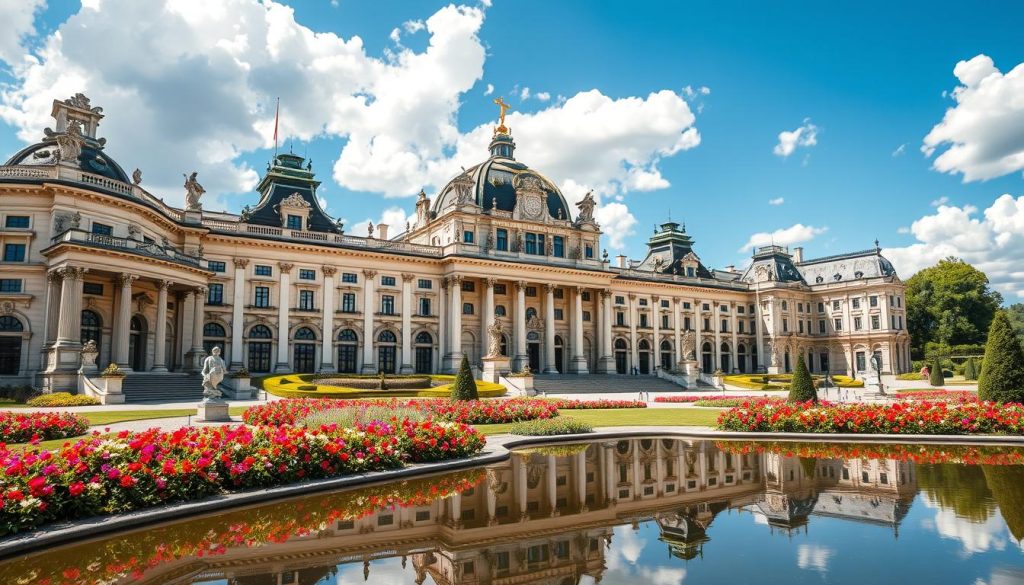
[
  {"left": 243, "top": 398, "right": 572, "bottom": 426},
  {"left": 0, "top": 411, "right": 89, "bottom": 443},
  {"left": 653, "top": 395, "right": 774, "bottom": 404},
  {"left": 716, "top": 400, "right": 1024, "bottom": 435},
  {"left": 715, "top": 440, "right": 1024, "bottom": 466},
  {"left": 0, "top": 417, "right": 485, "bottom": 535},
  {"left": 898, "top": 390, "right": 979, "bottom": 403}
]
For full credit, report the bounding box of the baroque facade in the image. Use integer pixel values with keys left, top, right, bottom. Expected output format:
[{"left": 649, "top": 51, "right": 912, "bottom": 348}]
[{"left": 0, "top": 95, "right": 910, "bottom": 393}]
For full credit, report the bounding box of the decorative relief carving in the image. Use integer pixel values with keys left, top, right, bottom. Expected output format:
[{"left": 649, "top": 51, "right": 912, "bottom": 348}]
[
  {"left": 322, "top": 266, "right": 338, "bottom": 277},
  {"left": 280, "top": 192, "right": 311, "bottom": 209},
  {"left": 278, "top": 263, "right": 294, "bottom": 272},
  {"left": 401, "top": 273, "right": 415, "bottom": 282},
  {"left": 363, "top": 269, "right": 378, "bottom": 279},
  {"left": 232, "top": 258, "right": 249, "bottom": 269}
]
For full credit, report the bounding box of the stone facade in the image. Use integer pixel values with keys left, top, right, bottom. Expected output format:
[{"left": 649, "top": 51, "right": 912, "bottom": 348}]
[{"left": 0, "top": 95, "right": 911, "bottom": 394}]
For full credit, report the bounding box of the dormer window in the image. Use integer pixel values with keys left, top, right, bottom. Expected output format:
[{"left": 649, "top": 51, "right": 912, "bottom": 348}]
[
  {"left": 277, "top": 192, "right": 312, "bottom": 231},
  {"left": 286, "top": 215, "right": 303, "bottom": 230}
]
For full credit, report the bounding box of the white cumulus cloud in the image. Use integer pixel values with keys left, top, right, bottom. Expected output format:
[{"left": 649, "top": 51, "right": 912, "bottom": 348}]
[
  {"left": 884, "top": 193, "right": 1024, "bottom": 298},
  {"left": 768, "top": 197, "right": 784, "bottom": 206},
  {"left": 740, "top": 223, "right": 827, "bottom": 252},
  {"left": 923, "top": 54, "right": 1024, "bottom": 182},
  {"left": 0, "top": 0, "right": 45, "bottom": 68},
  {"left": 774, "top": 118, "right": 819, "bottom": 158},
  {"left": 484, "top": 83, "right": 494, "bottom": 95}
]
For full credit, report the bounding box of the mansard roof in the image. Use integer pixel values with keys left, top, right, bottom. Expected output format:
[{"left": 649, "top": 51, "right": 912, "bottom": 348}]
[
  {"left": 796, "top": 248, "right": 898, "bottom": 284},
  {"left": 246, "top": 152, "right": 339, "bottom": 233},
  {"left": 634, "top": 221, "right": 714, "bottom": 278}
]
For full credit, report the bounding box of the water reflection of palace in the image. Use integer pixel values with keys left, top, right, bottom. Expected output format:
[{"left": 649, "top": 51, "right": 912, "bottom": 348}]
[{"left": 119, "top": 438, "right": 919, "bottom": 585}]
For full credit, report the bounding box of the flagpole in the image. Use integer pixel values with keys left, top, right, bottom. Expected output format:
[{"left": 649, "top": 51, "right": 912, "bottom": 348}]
[{"left": 273, "top": 97, "right": 280, "bottom": 155}]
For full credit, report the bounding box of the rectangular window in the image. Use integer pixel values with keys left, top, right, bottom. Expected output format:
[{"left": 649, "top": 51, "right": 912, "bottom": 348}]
[
  {"left": 817, "top": 302, "right": 825, "bottom": 313},
  {"left": 702, "top": 303, "right": 710, "bottom": 311},
  {"left": 83, "top": 282, "right": 103, "bottom": 295},
  {"left": 298, "top": 290, "right": 315, "bottom": 310},
  {"left": 494, "top": 283, "right": 507, "bottom": 295},
  {"left": 582, "top": 291, "right": 591, "bottom": 301},
  {"left": 616, "top": 312, "right": 625, "bottom": 326},
  {"left": 554, "top": 308, "right": 564, "bottom": 320},
  {"left": 684, "top": 317, "right": 691, "bottom": 330},
  {"left": 737, "top": 305, "right": 745, "bottom": 314},
  {"left": 639, "top": 314, "right": 648, "bottom": 328},
  {"left": 462, "top": 302, "right": 474, "bottom": 315},
  {"left": 854, "top": 317, "right": 863, "bottom": 330},
  {"left": 852, "top": 298, "right": 861, "bottom": 309},
  {"left": 419, "top": 297, "right": 431, "bottom": 316},
  {"left": 797, "top": 302, "right": 803, "bottom": 313},
  {"left": 298, "top": 269, "right": 316, "bottom": 280},
  {"left": 798, "top": 320, "right": 804, "bottom": 334},
  {"left": 254, "top": 265, "right": 272, "bottom": 277},
  {"left": 554, "top": 288, "right": 564, "bottom": 299},
  {"left": 703, "top": 318, "right": 710, "bottom": 331},
  {"left": 91, "top": 222, "right": 113, "bottom": 236},
  {"left": 661, "top": 315, "right": 669, "bottom": 329},
  {"left": 463, "top": 230, "right": 474, "bottom": 244},
  {"left": 208, "top": 260, "right": 226, "bottom": 273},
  {"left": 553, "top": 235, "right": 564, "bottom": 257},
  {"left": 871, "top": 315, "right": 880, "bottom": 330},
  {"left": 254, "top": 286, "right": 270, "bottom": 308},
  {"left": 832, "top": 300, "right": 840, "bottom": 310},
  {"left": 638, "top": 298, "right": 648, "bottom": 306},
  {"left": 5, "top": 216, "right": 29, "bottom": 228},
  {"left": 381, "top": 276, "right": 396, "bottom": 287},
  {"left": 381, "top": 295, "right": 395, "bottom": 315},
  {"left": 286, "top": 214, "right": 303, "bottom": 230},
  {"left": 738, "top": 320, "right": 745, "bottom": 333},
  {"left": 496, "top": 228, "right": 508, "bottom": 251},
  {"left": 819, "top": 320, "right": 826, "bottom": 334},
  {"left": 418, "top": 278, "right": 432, "bottom": 289},
  {"left": 2, "top": 244, "right": 25, "bottom": 262},
  {"left": 856, "top": 351, "right": 866, "bottom": 371},
  {"left": 341, "top": 292, "right": 356, "bottom": 312},
  {"left": 0, "top": 279, "right": 22, "bottom": 293},
  {"left": 722, "top": 319, "right": 729, "bottom": 332},
  {"left": 537, "top": 234, "right": 546, "bottom": 255},
  {"left": 615, "top": 296, "right": 625, "bottom": 305},
  {"left": 526, "top": 286, "right": 537, "bottom": 297},
  {"left": 584, "top": 244, "right": 594, "bottom": 259},
  {"left": 834, "top": 318, "right": 842, "bottom": 331},
  {"left": 683, "top": 302, "right": 691, "bottom": 309},
  {"left": 461, "top": 280, "right": 475, "bottom": 292},
  {"left": 870, "top": 295, "right": 878, "bottom": 307},
  {"left": 525, "top": 233, "right": 538, "bottom": 255},
  {"left": 342, "top": 272, "right": 358, "bottom": 284},
  {"left": 207, "top": 283, "right": 224, "bottom": 305},
  {"left": 782, "top": 318, "right": 789, "bottom": 333},
  {"left": 583, "top": 311, "right": 592, "bottom": 322}
]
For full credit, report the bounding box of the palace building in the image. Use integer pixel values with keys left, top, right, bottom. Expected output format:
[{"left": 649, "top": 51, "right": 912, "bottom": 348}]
[{"left": 0, "top": 94, "right": 910, "bottom": 397}]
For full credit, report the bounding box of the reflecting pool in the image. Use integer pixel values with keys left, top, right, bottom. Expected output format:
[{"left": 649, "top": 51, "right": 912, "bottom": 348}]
[{"left": 2, "top": 438, "right": 1024, "bottom": 584}]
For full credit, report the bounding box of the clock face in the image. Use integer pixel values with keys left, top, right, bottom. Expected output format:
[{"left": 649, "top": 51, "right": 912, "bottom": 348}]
[{"left": 524, "top": 195, "right": 543, "bottom": 218}]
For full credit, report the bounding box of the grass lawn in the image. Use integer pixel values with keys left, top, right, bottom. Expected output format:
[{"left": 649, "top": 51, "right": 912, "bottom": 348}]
[
  {"left": 475, "top": 407, "right": 723, "bottom": 435},
  {"left": 896, "top": 387, "right": 978, "bottom": 393}
]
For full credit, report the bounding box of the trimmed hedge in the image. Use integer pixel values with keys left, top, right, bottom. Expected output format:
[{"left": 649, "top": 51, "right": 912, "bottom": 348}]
[
  {"left": 929, "top": 357, "right": 945, "bottom": 387},
  {"left": 978, "top": 311, "right": 1024, "bottom": 403},
  {"left": 451, "top": 355, "right": 478, "bottom": 401},
  {"left": 260, "top": 373, "right": 506, "bottom": 399},
  {"left": 788, "top": 354, "right": 818, "bottom": 403},
  {"left": 723, "top": 373, "right": 863, "bottom": 390},
  {"left": 25, "top": 393, "right": 100, "bottom": 407}
]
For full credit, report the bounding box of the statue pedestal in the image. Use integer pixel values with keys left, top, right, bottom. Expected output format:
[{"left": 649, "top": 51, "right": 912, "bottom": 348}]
[
  {"left": 183, "top": 209, "right": 203, "bottom": 225},
  {"left": 767, "top": 366, "right": 782, "bottom": 375},
  {"left": 481, "top": 356, "right": 510, "bottom": 383},
  {"left": 197, "top": 401, "right": 230, "bottom": 422},
  {"left": 681, "top": 360, "right": 699, "bottom": 388}
]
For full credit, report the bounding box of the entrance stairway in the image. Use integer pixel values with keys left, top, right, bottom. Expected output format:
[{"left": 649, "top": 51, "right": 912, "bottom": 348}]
[
  {"left": 532, "top": 374, "right": 685, "bottom": 395},
  {"left": 121, "top": 372, "right": 205, "bottom": 403}
]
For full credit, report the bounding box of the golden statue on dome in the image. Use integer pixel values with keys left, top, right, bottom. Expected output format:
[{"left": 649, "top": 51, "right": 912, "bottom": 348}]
[{"left": 493, "top": 97, "right": 511, "bottom": 135}]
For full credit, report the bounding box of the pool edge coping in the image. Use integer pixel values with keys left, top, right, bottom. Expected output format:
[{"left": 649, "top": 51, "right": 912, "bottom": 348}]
[{"left": 3, "top": 427, "right": 1024, "bottom": 558}]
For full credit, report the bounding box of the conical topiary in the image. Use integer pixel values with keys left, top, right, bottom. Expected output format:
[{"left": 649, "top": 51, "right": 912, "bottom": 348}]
[
  {"left": 788, "top": 354, "right": 817, "bottom": 403},
  {"left": 977, "top": 311, "right": 1024, "bottom": 403},
  {"left": 963, "top": 356, "right": 979, "bottom": 381},
  {"left": 929, "top": 357, "right": 944, "bottom": 387},
  {"left": 451, "top": 354, "right": 479, "bottom": 401}
]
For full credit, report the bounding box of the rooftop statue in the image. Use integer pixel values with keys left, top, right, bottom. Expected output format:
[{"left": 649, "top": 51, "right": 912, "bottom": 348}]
[
  {"left": 183, "top": 171, "right": 205, "bottom": 211},
  {"left": 493, "top": 96, "right": 512, "bottom": 135}
]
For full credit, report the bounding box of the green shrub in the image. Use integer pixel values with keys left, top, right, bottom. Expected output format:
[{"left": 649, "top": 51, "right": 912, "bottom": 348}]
[
  {"left": 26, "top": 392, "right": 100, "bottom": 407},
  {"left": 978, "top": 311, "right": 1024, "bottom": 403},
  {"left": 509, "top": 417, "right": 593, "bottom": 436},
  {"left": 896, "top": 372, "right": 925, "bottom": 381},
  {"left": 451, "top": 355, "right": 478, "bottom": 401},
  {"left": 929, "top": 357, "right": 945, "bottom": 386},
  {"left": 0, "top": 384, "right": 38, "bottom": 403},
  {"left": 964, "top": 357, "right": 979, "bottom": 381},
  {"left": 788, "top": 355, "right": 817, "bottom": 403}
]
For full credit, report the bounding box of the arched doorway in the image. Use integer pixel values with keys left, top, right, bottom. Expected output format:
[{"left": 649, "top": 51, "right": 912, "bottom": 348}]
[
  {"left": 247, "top": 325, "right": 273, "bottom": 373},
  {"left": 660, "top": 340, "right": 672, "bottom": 371},
  {"left": 203, "top": 322, "right": 226, "bottom": 356},
  {"left": 377, "top": 330, "right": 398, "bottom": 374},
  {"left": 500, "top": 334, "right": 510, "bottom": 357},
  {"left": 0, "top": 315, "right": 23, "bottom": 375},
  {"left": 337, "top": 329, "right": 359, "bottom": 373},
  {"left": 614, "top": 338, "right": 628, "bottom": 374},
  {"left": 737, "top": 343, "right": 747, "bottom": 373},
  {"left": 554, "top": 335, "right": 565, "bottom": 374},
  {"left": 720, "top": 342, "right": 731, "bottom": 373},
  {"left": 701, "top": 342, "right": 713, "bottom": 373},
  {"left": 81, "top": 310, "right": 102, "bottom": 366},
  {"left": 527, "top": 331, "right": 541, "bottom": 372},
  {"left": 638, "top": 339, "right": 651, "bottom": 374},
  {"left": 128, "top": 315, "right": 146, "bottom": 371},
  {"left": 414, "top": 331, "right": 433, "bottom": 374},
  {"left": 293, "top": 327, "right": 317, "bottom": 373}
]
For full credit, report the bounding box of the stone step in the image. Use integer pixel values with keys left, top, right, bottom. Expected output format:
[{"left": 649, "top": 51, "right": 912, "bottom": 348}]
[
  {"left": 120, "top": 373, "right": 205, "bottom": 403},
  {"left": 531, "top": 374, "right": 684, "bottom": 394}
]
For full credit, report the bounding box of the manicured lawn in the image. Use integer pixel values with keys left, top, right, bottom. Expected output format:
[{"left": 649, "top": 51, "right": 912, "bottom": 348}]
[{"left": 475, "top": 407, "right": 723, "bottom": 435}]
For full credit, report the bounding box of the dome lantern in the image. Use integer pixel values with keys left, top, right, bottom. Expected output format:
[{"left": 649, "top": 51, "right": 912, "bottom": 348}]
[{"left": 489, "top": 97, "right": 515, "bottom": 159}]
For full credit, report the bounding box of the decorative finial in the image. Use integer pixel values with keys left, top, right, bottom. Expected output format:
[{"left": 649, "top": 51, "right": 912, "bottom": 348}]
[
  {"left": 874, "top": 238, "right": 880, "bottom": 251},
  {"left": 493, "top": 97, "right": 512, "bottom": 135}
]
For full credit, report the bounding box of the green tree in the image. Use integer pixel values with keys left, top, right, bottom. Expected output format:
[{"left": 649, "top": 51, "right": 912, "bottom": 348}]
[
  {"left": 788, "top": 354, "right": 817, "bottom": 403},
  {"left": 982, "top": 465, "right": 1024, "bottom": 541},
  {"left": 906, "top": 258, "right": 1002, "bottom": 356},
  {"left": 1006, "top": 303, "right": 1024, "bottom": 343},
  {"left": 929, "top": 357, "right": 944, "bottom": 386},
  {"left": 450, "top": 355, "right": 479, "bottom": 401},
  {"left": 963, "top": 356, "right": 978, "bottom": 381},
  {"left": 977, "top": 311, "right": 1024, "bottom": 402}
]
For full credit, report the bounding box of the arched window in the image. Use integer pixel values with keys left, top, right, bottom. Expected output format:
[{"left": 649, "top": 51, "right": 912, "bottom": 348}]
[
  {"left": 203, "top": 323, "right": 226, "bottom": 338},
  {"left": 81, "top": 310, "right": 101, "bottom": 345},
  {"left": 249, "top": 325, "right": 273, "bottom": 339},
  {"left": 415, "top": 331, "right": 433, "bottom": 344},
  {"left": 500, "top": 334, "right": 509, "bottom": 356},
  {"left": 295, "top": 327, "right": 317, "bottom": 340},
  {"left": 495, "top": 305, "right": 507, "bottom": 317},
  {"left": 293, "top": 327, "right": 317, "bottom": 373},
  {"left": 338, "top": 329, "right": 358, "bottom": 342},
  {"left": 526, "top": 307, "right": 537, "bottom": 320},
  {"left": 0, "top": 316, "right": 23, "bottom": 332},
  {"left": 0, "top": 315, "right": 23, "bottom": 375},
  {"left": 203, "top": 322, "right": 227, "bottom": 356},
  {"left": 378, "top": 330, "right": 397, "bottom": 343},
  {"left": 378, "top": 330, "right": 398, "bottom": 374},
  {"left": 638, "top": 339, "right": 650, "bottom": 350},
  {"left": 615, "top": 339, "right": 628, "bottom": 350},
  {"left": 337, "top": 329, "right": 358, "bottom": 373},
  {"left": 414, "top": 331, "right": 433, "bottom": 374}
]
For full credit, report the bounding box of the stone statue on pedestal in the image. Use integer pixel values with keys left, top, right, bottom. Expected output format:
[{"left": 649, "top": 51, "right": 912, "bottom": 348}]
[
  {"left": 486, "top": 321, "right": 504, "bottom": 358},
  {"left": 201, "top": 346, "right": 226, "bottom": 402}
]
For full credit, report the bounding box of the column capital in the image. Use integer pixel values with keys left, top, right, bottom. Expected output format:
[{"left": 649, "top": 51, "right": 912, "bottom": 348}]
[
  {"left": 322, "top": 266, "right": 338, "bottom": 277},
  {"left": 627, "top": 293, "right": 636, "bottom": 301},
  {"left": 363, "top": 269, "right": 378, "bottom": 279},
  {"left": 401, "top": 272, "right": 416, "bottom": 282},
  {"left": 571, "top": 285, "right": 583, "bottom": 296},
  {"left": 484, "top": 277, "right": 497, "bottom": 288},
  {"left": 194, "top": 286, "right": 208, "bottom": 296},
  {"left": 449, "top": 274, "right": 463, "bottom": 286},
  {"left": 232, "top": 257, "right": 249, "bottom": 269},
  {"left": 651, "top": 295, "right": 660, "bottom": 302},
  {"left": 60, "top": 266, "right": 88, "bottom": 281},
  {"left": 47, "top": 270, "right": 63, "bottom": 283},
  {"left": 156, "top": 279, "right": 174, "bottom": 291},
  {"left": 514, "top": 280, "right": 528, "bottom": 291},
  {"left": 278, "top": 262, "right": 294, "bottom": 273},
  {"left": 543, "top": 283, "right": 556, "bottom": 294},
  {"left": 600, "top": 289, "right": 612, "bottom": 299},
  {"left": 117, "top": 273, "right": 138, "bottom": 287}
]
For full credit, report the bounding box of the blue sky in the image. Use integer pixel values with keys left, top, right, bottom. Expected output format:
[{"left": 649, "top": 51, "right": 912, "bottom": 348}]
[{"left": 2, "top": 0, "right": 1023, "bottom": 296}]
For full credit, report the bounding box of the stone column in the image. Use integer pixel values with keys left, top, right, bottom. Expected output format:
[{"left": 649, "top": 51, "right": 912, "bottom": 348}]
[
  {"left": 43, "top": 270, "right": 62, "bottom": 346},
  {"left": 575, "top": 451, "right": 587, "bottom": 510},
  {"left": 547, "top": 455, "right": 558, "bottom": 516},
  {"left": 754, "top": 289, "right": 765, "bottom": 371},
  {"left": 400, "top": 273, "right": 414, "bottom": 373},
  {"left": 652, "top": 295, "right": 661, "bottom": 374},
  {"left": 152, "top": 280, "right": 172, "bottom": 372},
  {"left": 673, "top": 297, "right": 682, "bottom": 367},
  {"left": 514, "top": 454, "right": 528, "bottom": 518},
  {"left": 274, "top": 263, "right": 293, "bottom": 372},
  {"left": 438, "top": 277, "right": 447, "bottom": 373},
  {"left": 482, "top": 277, "right": 495, "bottom": 360},
  {"left": 628, "top": 293, "right": 638, "bottom": 373},
  {"left": 360, "top": 269, "right": 377, "bottom": 373},
  {"left": 321, "top": 266, "right": 338, "bottom": 372},
  {"left": 543, "top": 284, "right": 557, "bottom": 373},
  {"left": 113, "top": 273, "right": 138, "bottom": 369},
  {"left": 730, "top": 302, "right": 739, "bottom": 373},
  {"left": 570, "top": 286, "right": 588, "bottom": 373},
  {"left": 596, "top": 290, "right": 614, "bottom": 373},
  {"left": 179, "top": 291, "right": 195, "bottom": 368},
  {"left": 713, "top": 301, "right": 722, "bottom": 371},
  {"left": 230, "top": 258, "right": 248, "bottom": 370},
  {"left": 444, "top": 275, "right": 463, "bottom": 373},
  {"left": 186, "top": 285, "right": 207, "bottom": 372},
  {"left": 513, "top": 280, "right": 527, "bottom": 371},
  {"left": 55, "top": 266, "right": 86, "bottom": 346}
]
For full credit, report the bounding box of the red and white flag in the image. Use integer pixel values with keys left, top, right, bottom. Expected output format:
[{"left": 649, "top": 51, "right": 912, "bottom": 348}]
[{"left": 272, "top": 97, "right": 280, "bottom": 151}]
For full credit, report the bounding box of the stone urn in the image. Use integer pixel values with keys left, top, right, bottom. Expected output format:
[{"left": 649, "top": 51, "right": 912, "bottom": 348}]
[{"left": 79, "top": 340, "right": 99, "bottom": 374}]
